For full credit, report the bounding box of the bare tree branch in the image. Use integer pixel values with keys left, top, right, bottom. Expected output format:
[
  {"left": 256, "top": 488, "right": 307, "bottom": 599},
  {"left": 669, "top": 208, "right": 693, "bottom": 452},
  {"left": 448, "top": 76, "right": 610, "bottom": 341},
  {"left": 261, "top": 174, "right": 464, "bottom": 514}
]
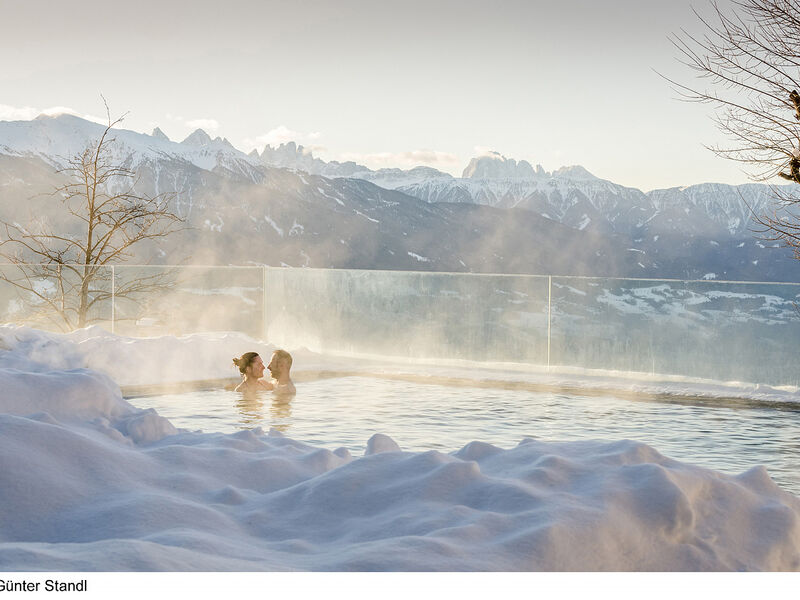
[
  {"left": 670, "top": 0, "right": 800, "bottom": 254},
  {"left": 0, "top": 103, "right": 185, "bottom": 331}
]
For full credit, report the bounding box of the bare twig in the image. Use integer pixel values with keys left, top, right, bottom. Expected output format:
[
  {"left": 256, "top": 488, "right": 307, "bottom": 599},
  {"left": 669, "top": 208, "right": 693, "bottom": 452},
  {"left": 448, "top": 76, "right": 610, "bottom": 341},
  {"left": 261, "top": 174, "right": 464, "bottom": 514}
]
[
  {"left": 670, "top": 0, "right": 800, "bottom": 254},
  {"left": 0, "top": 103, "right": 185, "bottom": 331}
]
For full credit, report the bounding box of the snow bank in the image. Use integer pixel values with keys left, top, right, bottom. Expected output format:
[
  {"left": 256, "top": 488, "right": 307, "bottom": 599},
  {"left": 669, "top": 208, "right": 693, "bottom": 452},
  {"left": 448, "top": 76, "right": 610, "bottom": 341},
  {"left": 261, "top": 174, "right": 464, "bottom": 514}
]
[
  {"left": 1, "top": 326, "right": 799, "bottom": 570},
  {"left": 0, "top": 325, "right": 271, "bottom": 386},
  {"left": 0, "top": 368, "right": 176, "bottom": 446}
]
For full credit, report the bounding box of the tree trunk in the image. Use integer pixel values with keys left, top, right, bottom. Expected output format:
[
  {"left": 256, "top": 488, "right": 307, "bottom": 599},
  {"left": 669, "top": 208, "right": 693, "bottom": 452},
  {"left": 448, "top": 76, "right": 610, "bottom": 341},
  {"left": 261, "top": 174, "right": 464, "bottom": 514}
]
[{"left": 77, "top": 267, "right": 90, "bottom": 328}]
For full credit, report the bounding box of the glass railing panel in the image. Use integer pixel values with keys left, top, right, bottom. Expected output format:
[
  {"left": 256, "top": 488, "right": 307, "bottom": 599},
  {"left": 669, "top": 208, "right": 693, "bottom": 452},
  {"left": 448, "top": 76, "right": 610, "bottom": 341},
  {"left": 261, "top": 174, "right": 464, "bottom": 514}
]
[
  {"left": 264, "top": 267, "right": 550, "bottom": 362},
  {"left": 550, "top": 276, "right": 800, "bottom": 385},
  {"left": 4, "top": 263, "right": 800, "bottom": 387},
  {"left": 550, "top": 276, "right": 672, "bottom": 375},
  {"left": 112, "top": 265, "right": 264, "bottom": 338},
  {"left": 679, "top": 279, "right": 800, "bottom": 385},
  {"left": 0, "top": 263, "right": 113, "bottom": 333}
]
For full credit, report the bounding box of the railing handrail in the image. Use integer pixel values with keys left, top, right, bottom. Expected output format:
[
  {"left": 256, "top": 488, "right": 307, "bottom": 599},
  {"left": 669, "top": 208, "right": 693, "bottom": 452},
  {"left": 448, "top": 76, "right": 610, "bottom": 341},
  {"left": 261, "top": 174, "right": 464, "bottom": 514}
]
[{"left": 2, "top": 262, "right": 800, "bottom": 287}]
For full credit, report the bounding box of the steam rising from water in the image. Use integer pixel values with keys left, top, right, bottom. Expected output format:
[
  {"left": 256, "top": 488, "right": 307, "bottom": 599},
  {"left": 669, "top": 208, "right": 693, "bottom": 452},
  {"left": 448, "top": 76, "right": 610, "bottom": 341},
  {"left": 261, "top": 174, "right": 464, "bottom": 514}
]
[
  {"left": 5, "top": 264, "right": 796, "bottom": 386},
  {"left": 264, "top": 268, "right": 800, "bottom": 385}
]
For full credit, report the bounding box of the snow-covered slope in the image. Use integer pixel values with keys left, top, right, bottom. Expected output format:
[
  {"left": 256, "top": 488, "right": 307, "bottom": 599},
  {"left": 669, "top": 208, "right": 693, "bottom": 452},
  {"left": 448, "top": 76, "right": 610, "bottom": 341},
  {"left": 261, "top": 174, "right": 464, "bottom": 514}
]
[{"left": 647, "top": 183, "right": 773, "bottom": 236}]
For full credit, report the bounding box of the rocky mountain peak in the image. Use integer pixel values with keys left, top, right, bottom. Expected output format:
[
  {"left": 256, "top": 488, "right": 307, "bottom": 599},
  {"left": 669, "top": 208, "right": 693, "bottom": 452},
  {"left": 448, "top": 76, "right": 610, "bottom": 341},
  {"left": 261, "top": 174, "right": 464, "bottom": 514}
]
[
  {"left": 261, "top": 141, "right": 309, "bottom": 158},
  {"left": 462, "top": 151, "right": 538, "bottom": 179},
  {"left": 151, "top": 127, "right": 169, "bottom": 142},
  {"left": 552, "top": 165, "right": 598, "bottom": 181},
  {"left": 182, "top": 128, "right": 213, "bottom": 147}
]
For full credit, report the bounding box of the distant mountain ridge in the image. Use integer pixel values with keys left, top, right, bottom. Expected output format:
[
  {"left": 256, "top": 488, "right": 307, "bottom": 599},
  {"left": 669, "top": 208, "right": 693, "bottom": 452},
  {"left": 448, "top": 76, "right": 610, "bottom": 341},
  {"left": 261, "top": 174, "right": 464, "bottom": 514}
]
[
  {"left": 463, "top": 152, "right": 543, "bottom": 179},
  {"left": 247, "top": 140, "right": 783, "bottom": 239},
  {"left": 0, "top": 113, "right": 778, "bottom": 240},
  {"left": 1, "top": 113, "right": 799, "bottom": 281}
]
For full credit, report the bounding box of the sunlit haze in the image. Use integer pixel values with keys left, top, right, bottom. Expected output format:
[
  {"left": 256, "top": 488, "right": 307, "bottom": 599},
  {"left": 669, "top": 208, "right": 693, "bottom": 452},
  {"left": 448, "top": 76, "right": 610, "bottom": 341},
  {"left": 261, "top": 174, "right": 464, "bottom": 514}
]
[
  {"left": 1, "top": 0, "right": 748, "bottom": 190},
  {"left": 5, "top": 0, "right": 800, "bottom": 579}
]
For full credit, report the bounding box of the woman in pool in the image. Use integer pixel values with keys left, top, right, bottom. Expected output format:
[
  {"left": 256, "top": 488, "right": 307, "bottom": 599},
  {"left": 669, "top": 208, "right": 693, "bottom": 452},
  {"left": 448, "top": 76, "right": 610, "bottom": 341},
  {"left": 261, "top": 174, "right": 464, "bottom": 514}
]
[
  {"left": 232, "top": 352, "right": 273, "bottom": 392},
  {"left": 233, "top": 350, "right": 296, "bottom": 394}
]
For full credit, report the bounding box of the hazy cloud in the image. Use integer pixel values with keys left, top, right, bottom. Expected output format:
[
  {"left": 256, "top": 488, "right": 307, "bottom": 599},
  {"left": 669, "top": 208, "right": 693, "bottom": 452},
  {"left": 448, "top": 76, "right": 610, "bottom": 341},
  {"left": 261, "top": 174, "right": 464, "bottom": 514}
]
[
  {"left": 0, "top": 104, "right": 39, "bottom": 121},
  {"left": 0, "top": 104, "right": 106, "bottom": 124},
  {"left": 339, "top": 149, "right": 461, "bottom": 171},
  {"left": 243, "top": 125, "right": 323, "bottom": 152},
  {"left": 473, "top": 146, "right": 496, "bottom": 157},
  {"left": 185, "top": 118, "right": 220, "bottom": 131}
]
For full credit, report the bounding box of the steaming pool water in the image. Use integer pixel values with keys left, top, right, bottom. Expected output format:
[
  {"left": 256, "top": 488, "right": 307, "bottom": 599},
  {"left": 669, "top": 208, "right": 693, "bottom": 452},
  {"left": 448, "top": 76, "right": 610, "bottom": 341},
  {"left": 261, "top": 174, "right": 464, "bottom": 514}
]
[{"left": 127, "top": 375, "right": 800, "bottom": 496}]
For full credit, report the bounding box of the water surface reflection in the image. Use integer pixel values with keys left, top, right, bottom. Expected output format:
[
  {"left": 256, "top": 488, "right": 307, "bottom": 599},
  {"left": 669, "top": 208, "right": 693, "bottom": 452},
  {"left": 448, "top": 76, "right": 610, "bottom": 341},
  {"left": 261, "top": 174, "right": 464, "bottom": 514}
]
[{"left": 129, "top": 375, "right": 800, "bottom": 495}]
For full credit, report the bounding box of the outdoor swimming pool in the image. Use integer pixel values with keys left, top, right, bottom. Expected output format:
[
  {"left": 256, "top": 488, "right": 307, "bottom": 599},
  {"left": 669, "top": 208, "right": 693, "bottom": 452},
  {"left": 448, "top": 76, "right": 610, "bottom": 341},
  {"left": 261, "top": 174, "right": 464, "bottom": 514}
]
[{"left": 127, "top": 374, "right": 800, "bottom": 496}]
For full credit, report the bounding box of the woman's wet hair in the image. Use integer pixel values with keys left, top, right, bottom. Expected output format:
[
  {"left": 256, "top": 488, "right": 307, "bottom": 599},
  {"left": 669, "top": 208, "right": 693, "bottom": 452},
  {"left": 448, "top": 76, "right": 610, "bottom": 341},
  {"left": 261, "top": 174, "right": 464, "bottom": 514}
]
[{"left": 232, "top": 352, "right": 260, "bottom": 375}]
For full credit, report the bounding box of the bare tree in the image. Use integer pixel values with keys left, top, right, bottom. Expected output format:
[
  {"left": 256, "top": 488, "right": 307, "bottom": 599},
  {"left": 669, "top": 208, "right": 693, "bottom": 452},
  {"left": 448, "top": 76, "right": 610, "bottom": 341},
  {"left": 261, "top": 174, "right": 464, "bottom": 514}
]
[
  {"left": 0, "top": 103, "right": 185, "bottom": 331},
  {"left": 669, "top": 0, "right": 800, "bottom": 257}
]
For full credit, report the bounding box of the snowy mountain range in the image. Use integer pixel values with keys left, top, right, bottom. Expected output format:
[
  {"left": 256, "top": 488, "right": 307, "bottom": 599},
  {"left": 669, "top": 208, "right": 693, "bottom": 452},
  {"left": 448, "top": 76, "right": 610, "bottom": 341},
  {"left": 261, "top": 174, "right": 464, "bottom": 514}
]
[
  {"left": 253, "top": 143, "right": 780, "bottom": 240},
  {"left": 0, "top": 113, "right": 262, "bottom": 181},
  {"left": 1, "top": 113, "right": 799, "bottom": 280}
]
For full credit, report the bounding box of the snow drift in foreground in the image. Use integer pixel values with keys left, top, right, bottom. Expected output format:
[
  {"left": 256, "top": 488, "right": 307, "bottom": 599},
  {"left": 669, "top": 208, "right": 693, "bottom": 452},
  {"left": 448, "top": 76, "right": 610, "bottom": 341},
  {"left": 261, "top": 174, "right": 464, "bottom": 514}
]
[{"left": 1, "top": 325, "right": 799, "bottom": 570}]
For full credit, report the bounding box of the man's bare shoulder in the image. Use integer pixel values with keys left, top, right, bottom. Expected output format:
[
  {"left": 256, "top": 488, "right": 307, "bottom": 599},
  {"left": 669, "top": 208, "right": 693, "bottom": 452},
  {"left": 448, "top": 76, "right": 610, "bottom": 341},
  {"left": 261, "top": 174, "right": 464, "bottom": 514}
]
[{"left": 272, "top": 380, "right": 296, "bottom": 395}]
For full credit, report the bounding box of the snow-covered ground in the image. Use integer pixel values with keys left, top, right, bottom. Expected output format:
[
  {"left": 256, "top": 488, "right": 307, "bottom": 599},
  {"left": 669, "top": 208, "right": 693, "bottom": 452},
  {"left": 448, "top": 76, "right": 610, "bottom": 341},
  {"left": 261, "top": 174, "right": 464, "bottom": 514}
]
[{"left": 1, "top": 324, "right": 799, "bottom": 571}]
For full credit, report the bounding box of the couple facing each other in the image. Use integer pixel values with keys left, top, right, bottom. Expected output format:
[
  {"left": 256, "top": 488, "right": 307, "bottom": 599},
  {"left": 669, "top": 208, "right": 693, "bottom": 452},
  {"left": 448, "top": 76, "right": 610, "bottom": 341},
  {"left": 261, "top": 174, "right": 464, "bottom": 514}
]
[{"left": 233, "top": 349, "right": 295, "bottom": 394}]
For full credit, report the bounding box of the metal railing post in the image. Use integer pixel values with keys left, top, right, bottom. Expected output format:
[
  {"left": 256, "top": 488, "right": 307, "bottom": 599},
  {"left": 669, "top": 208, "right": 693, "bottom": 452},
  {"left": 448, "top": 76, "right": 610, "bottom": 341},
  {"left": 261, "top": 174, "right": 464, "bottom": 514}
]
[
  {"left": 262, "top": 265, "right": 267, "bottom": 340},
  {"left": 547, "top": 275, "right": 552, "bottom": 370},
  {"left": 111, "top": 265, "right": 115, "bottom": 334}
]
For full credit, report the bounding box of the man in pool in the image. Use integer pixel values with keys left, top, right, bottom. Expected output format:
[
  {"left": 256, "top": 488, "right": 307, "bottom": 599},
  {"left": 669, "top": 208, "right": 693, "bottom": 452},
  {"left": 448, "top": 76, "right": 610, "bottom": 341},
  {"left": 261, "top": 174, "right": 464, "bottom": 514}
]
[{"left": 267, "top": 349, "right": 296, "bottom": 395}]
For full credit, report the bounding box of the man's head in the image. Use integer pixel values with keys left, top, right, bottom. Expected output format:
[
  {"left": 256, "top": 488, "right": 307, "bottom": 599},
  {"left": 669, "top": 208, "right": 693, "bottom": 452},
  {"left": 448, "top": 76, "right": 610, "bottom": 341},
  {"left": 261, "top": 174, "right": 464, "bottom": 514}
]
[{"left": 267, "top": 349, "right": 293, "bottom": 379}]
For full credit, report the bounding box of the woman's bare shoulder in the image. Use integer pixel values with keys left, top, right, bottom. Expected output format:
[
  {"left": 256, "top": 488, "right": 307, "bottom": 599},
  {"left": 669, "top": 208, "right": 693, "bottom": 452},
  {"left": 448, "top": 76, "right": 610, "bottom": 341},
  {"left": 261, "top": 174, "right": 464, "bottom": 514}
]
[{"left": 235, "top": 380, "right": 272, "bottom": 392}]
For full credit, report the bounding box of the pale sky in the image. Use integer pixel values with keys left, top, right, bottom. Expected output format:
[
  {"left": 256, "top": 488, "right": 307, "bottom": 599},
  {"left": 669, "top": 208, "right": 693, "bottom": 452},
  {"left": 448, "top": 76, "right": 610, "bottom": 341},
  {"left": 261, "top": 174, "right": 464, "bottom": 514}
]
[{"left": 0, "top": 0, "right": 754, "bottom": 191}]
